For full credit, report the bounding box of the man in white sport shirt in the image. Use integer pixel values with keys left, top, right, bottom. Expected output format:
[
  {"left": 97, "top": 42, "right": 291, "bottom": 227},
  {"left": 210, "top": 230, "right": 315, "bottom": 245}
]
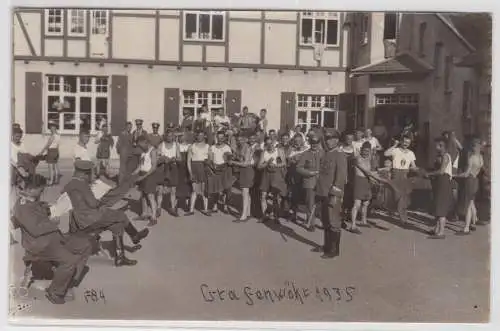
[
  {"left": 384, "top": 135, "right": 419, "bottom": 226},
  {"left": 73, "top": 130, "right": 92, "bottom": 162}
]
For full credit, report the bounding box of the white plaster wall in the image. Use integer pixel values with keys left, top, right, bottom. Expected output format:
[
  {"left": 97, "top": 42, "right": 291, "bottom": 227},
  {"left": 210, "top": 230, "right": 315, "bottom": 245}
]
[
  {"left": 206, "top": 45, "right": 225, "bottom": 63},
  {"left": 44, "top": 39, "right": 63, "bottom": 57},
  {"left": 265, "top": 12, "right": 297, "bottom": 21},
  {"left": 321, "top": 49, "right": 341, "bottom": 67},
  {"left": 229, "top": 11, "right": 262, "bottom": 19},
  {"left": 67, "top": 40, "right": 86, "bottom": 58},
  {"left": 13, "top": 15, "right": 31, "bottom": 56},
  {"left": 370, "top": 12, "right": 386, "bottom": 64},
  {"left": 17, "top": 12, "right": 42, "bottom": 56},
  {"left": 14, "top": 61, "right": 346, "bottom": 158},
  {"left": 159, "top": 18, "right": 180, "bottom": 61},
  {"left": 183, "top": 44, "right": 202, "bottom": 62}
]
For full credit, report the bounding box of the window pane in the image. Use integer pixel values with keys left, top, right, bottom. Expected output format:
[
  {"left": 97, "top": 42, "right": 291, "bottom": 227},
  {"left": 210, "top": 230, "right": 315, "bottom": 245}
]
[
  {"left": 80, "top": 97, "right": 91, "bottom": 114},
  {"left": 212, "top": 14, "right": 223, "bottom": 40},
  {"left": 311, "top": 95, "right": 322, "bottom": 108},
  {"left": 199, "top": 14, "right": 210, "bottom": 39},
  {"left": 326, "top": 19, "right": 338, "bottom": 45},
  {"left": 96, "top": 77, "right": 108, "bottom": 93},
  {"left": 185, "top": 13, "right": 197, "bottom": 39},
  {"left": 63, "top": 76, "right": 77, "bottom": 93},
  {"left": 301, "top": 18, "right": 313, "bottom": 44},
  {"left": 325, "top": 95, "right": 337, "bottom": 109},
  {"left": 183, "top": 107, "right": 195, "bottom": 117},
  {"left": 80, "top": 76, "right": 92, "bottom": 92},
  {"left": 314, "top": 20, "right": 326, "bottom": 44},
  {"left": 92, "top": 10, "right": 107, "bottom": 34},
  {"left": 47, "top": 112, "right": 60, "bottom": 130},
  {"left": 311, "top": 111, "right": 321, "bottom": 125},
  {"left": 297, "top": 111, "right": 307, "bottom": 124},
  {"left": 384, "top": 13, "right": 397, "bottom": 39},
  {"left": 48, "top": 75, "right": 60, "bottom": 91},
  {"left": 184, "top": 91, "right": 196, "bottom": 104}
]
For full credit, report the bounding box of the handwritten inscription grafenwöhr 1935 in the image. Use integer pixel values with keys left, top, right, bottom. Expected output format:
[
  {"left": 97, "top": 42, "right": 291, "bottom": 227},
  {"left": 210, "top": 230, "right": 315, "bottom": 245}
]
[{"left": 200, "top": 282, "right": 356, "bottom": 306}]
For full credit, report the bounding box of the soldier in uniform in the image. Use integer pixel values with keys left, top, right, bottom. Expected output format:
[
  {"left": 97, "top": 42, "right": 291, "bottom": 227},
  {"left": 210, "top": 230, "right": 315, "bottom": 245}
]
[
  {"left": 314, "top": 130, "right": 348, "bottom": 259},
  {"left": 63, "top": 160, "right": 149, "bottom": 266},
  {"left": 116, "top": 122, "right": 133, "bottom": 184},
  {"left": 148, "top": 122, "right": 163, "bottom": 149},
  {"left": 13, "top": 174, "right": 93, "bottom": 304}
]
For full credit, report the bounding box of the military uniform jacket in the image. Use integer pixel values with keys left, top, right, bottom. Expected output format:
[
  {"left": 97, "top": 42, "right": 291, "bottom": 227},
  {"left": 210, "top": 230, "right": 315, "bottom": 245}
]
[
  {"left": 117, "top": 131, "right": 133, "bottom": 155},
  {"left": 148, "top": 133, "right": 163, "bottom": 149},
  {"left": 315, "top": 149, "right": 348, "bottom": 197},
  {"left": 13, "top": 199, "right": 61, "bottom": 254},
  {"left": 63, "top": 178, "right": 104, "bottom": 229},
  {"left": 132, "top": 129, "right": 149, "bottom": 146}
]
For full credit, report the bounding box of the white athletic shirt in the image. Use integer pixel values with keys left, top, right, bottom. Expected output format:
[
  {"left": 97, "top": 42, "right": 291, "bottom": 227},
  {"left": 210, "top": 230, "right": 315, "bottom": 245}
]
[
  {"left": 352, "top": 140, "right": 363, "bottom": 155},
  {"left": 139, "top": 147, "right": 154, "bottom": 172},
  {"left": 73, "top": 144, "right": 91, "bottom": 161},
  {"left": 442, "top": 153, "right": 453, "bottom": 177},
  {"left": 263, "top": 149, "right": 279, "bottom": 165},
  {"left": 159, "top": 142, "right": 178, "bottom": 158},
  {"left": 191, "top": 143, "right": 209, "bottom": 161},
  {"left": 11, "top": 141, "right": 26, "bottom": 165},
  {"left": 387, "top": 147, "right": 416, "bottom": 170},
  {"left": 179, "top": 143, "right": 190, "bottom": 153},
  {"left": 210, "top": 144, "right": 232, "bottom": 165},
  {"left": 48, "top": 133, "right": 60, "bottom": 149}
]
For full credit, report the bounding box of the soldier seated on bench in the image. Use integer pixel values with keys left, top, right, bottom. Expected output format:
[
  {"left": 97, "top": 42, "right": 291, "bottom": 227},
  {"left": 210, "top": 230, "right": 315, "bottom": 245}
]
[
  {"left": 63, "top": 160, "right": 149, "bottom": 267},
  {"left": 13, "top": 174, "right": 93, "bottom": 305}
]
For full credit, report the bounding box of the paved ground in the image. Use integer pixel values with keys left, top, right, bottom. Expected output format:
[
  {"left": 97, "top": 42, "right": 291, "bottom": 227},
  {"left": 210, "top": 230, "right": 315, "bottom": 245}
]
[{"left": 8, "top": 160, "right": 490, "bottom": 323}]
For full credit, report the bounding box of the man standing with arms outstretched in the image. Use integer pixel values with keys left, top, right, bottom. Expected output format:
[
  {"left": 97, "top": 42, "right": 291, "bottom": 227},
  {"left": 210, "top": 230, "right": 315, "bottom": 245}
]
[{"left": 314, "top": 129, "right": 347, "bottom": 259}]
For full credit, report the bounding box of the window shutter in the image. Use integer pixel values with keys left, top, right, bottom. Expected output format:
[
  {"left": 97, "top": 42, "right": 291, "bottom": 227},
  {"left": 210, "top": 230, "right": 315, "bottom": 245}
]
[
  {"left": 25, "top": 72, "right": 43, "bottom": 134},
  {"left": 280, "top": 92, "right": 296, "bottom": 132},
  {"left": 225, "top": 90, "right": 241, "bottom": 117},
  {"left": 164, "top": 88, "right": 180, "bottom": 127},
  {"left": 110, "top": 75, "right": 127, "bottom": 136}
]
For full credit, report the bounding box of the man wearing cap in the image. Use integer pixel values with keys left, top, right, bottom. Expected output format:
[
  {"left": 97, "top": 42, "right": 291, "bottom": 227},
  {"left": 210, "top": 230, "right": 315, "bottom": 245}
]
[
  {"left": 148, "top": 122, "right": 163, "bottom": 149},
  {"left": 117, "top": 122, "right": 134, "bottom": 184},
  {"left": 132, "top": 119, "right": 148, "bottom": 147},
  {"left": 314, "top": 129, "right": 347, "bottom": 259},
  {"left": 13, "top": 174, "right": 93, "bottom": 304},
  {"left": 63, "top": 160, "right": 149, "bottom": 267}
]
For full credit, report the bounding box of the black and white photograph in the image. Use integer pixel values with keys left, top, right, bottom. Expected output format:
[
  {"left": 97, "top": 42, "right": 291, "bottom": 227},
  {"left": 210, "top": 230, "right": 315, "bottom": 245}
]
[{"left": 6, "top": 2, "right": 493, "bottom": 326}]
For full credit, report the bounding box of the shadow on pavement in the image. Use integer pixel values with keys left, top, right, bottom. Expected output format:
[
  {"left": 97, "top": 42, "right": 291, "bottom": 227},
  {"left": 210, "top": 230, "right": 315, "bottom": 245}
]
[{"left": 262, "top": 219, "right": 321, "bottom": 250}]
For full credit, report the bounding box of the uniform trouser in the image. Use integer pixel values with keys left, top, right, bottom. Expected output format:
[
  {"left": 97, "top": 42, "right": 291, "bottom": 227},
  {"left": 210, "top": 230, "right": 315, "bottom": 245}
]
[
  {"left": 35, "top": 239, "right": 92, "bottom": 297},
  {"left": 82, "top": 209, "right": 129, "bottom": 236},
  {"left": 319, "top": 195, "right": 342, "bottom": 254},
  {"left": 118, "top": 152, "right": 129, "bottom": 184}
]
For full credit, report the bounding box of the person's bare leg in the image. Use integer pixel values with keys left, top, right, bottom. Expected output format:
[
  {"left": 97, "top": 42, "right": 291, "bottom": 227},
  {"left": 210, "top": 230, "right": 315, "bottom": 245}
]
[
  {"left": 148, "top": 193, "right": 157, "bottom": 223},
  {"left": 260, "top": 191, "right": 268, "bottom": 221},
  {"left": 170, "top": 187, "right": 178, "bottom": 213},
  {"left": 471, "top": 201, "right": 478, "bottom": 225},
  {"left": 201, "top": 183, "right": 209, "bottom": 213},
  {"left": 156, "top": 186, "right": 164, "bottom": 218},
  {"left": 361, "top": 201, "right": 369, "bottom": 225},
  {"left": 189, "top": 184, "right": 198, "bottom": 213},
  {"left": 240, "top": 188, "right": 249, "bottom": 220},
  {"left": 351, "top": 200, "right": 361, "bottom": 230},
  {"left": 141, "top": 192, "right": 149, "bottom": 218},
  {"left": 437, "top": 216, "right": 446, "bottom": 236},
  {"left": 55, "top": 163, "right": 60, "bottom": 184}
]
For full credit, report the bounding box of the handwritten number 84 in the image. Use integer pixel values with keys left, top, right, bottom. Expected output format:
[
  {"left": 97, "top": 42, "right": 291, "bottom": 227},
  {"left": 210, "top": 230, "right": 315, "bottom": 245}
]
[{"left": 84, "top": 289, "right": 106, "bottom": 304}]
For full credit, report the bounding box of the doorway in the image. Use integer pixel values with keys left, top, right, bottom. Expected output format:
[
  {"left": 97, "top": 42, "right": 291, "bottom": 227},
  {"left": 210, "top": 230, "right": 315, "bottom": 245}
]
[{"left": 374, "top": 104, "right": 419, "bottom": 137}]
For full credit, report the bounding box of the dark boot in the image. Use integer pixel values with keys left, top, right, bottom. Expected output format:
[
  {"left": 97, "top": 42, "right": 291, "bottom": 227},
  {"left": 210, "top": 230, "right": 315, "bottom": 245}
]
[
  {"left": 125, "top": 223, "right": 149, "bottom": 245},
  {"left": 114, "top": 235, "right": 137, "bottom": 267},
  {"left": 69, "top": 266, "right": 90, "bottom": 288},
  {"left": 333, "top": 230, "right": 341, "bottom": 257},
  {"left": 322, "top": 229, "right": 340, "bottom": 259}
]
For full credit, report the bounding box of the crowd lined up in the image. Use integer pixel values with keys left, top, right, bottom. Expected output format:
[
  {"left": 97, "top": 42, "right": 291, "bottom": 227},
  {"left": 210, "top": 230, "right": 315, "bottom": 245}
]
[{"left": 9, "top": 105, "right": 489, "bottom": 304}]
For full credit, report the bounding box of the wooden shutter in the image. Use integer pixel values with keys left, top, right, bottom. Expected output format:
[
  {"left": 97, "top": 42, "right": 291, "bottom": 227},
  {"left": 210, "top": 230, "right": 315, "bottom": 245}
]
[
  {"left": 225, "top": 90, "right": 241, "bottom": 117},
  {"left": 280, "top": 92, "right": 295, "bottom": 132},
  {"left": 164, "top": 88, "right": 180, "bottom": 127},
  {"left": 110, "top": 75, "right": 128, "bottom": 136},
  {"left": 25, "top": 72, "right": 43, "bottom": 134}
]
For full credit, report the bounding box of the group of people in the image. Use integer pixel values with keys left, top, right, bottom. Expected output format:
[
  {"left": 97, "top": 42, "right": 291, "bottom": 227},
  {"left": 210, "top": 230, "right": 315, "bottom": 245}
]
[{"left": 9, "top": 105, "right": 488, "bottom": 304}]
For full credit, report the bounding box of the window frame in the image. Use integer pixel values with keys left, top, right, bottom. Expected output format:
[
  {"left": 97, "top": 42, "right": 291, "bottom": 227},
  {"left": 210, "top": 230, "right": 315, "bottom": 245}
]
[
  {"left": 418, "top": 22, "right": 427, "bottom": 56},
  {"left": 299, "top": 11, "right": 341, "bottom": 47},
  {"left": 90, "top": 9, "right": 109, "bottom": 36},
  {"left": 183, "top": 11, "right": 226, "bottom": 42},
  {"left": 45, "top": 8, "right": 64, "bottom": 36},
  {"left": 383, "top": 12, "right": 400, "bottom": 41},
  {"left": 181, "top": 90, "right": 225, "bottom": 122},
  {"left": 44, "top": 75, "right": 110, "bottom": 135},
  {"left": 360, "top": 13, "right": 369, "bottom": 45},
  {"left": 67, "top": 9, "right": 87, "bottom": 37},
  {"left": 295, "top": 94, "right": 339, "bottom": 133}
]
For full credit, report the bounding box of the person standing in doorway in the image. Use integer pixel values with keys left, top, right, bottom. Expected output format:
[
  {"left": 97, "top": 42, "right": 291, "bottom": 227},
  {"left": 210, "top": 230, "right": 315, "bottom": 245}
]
[
  {"left": 39, "top": 123, "right": 61, "bottom": 185},
  {"left": 313, "top": 130, "right": 347, "bottom": 259}
]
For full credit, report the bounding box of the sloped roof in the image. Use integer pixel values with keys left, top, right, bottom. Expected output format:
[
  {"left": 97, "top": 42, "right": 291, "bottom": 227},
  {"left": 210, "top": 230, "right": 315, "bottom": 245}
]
[{"left": 351, "top": 52, "right": 434, "bottom": 76}]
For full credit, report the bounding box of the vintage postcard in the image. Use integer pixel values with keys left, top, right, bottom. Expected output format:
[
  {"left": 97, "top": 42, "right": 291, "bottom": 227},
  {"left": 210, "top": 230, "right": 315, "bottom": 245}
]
[{"left": 7, "top": 3, "right": 492, "bottom": 327}]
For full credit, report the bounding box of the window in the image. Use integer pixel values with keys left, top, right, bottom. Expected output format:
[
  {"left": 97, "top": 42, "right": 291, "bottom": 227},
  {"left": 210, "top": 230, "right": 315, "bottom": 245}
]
[
  {"left": 182, "top": 91, "right": 225, "bottom": 121},
  {"left": 296, "top": 94, "right": 338, "bottom": 132},
  {"left": 184, "top": 11, "right": 225, "bottom": 41},
  {"left": 300, "top": 12, "right": 340, "bottom": 46},
  {"left": 375, "top": 94, "right": 419, "bottom": 105},
  {"left": 418, "top": 22, "right": 427, "bottom": 56},
  {"left": 444, "top": 55, "right": 453, "bottom": 91},
  {"left": 433, "top": 42, "right": 443, "bottom": 79},
  {"left": 91, "top": 10, "right": 108, "bottom": 35},
  {"left": 45, "top": 9, "right": 63, "bottom": 35},
  {"left": 68, "top": 9, "right": 86, "bottom": 36},
  {"left": 383, "top": 13, "right": 398, "bottom": 40},
  {"left": 360, "top": 14, "right": 369, "bottom": 45},
  {"left": 462, "top": 81, "right": 471, "bottom": 119},
  {"left": 45, "top": 75, "right": 109, "bottom": 134}
]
